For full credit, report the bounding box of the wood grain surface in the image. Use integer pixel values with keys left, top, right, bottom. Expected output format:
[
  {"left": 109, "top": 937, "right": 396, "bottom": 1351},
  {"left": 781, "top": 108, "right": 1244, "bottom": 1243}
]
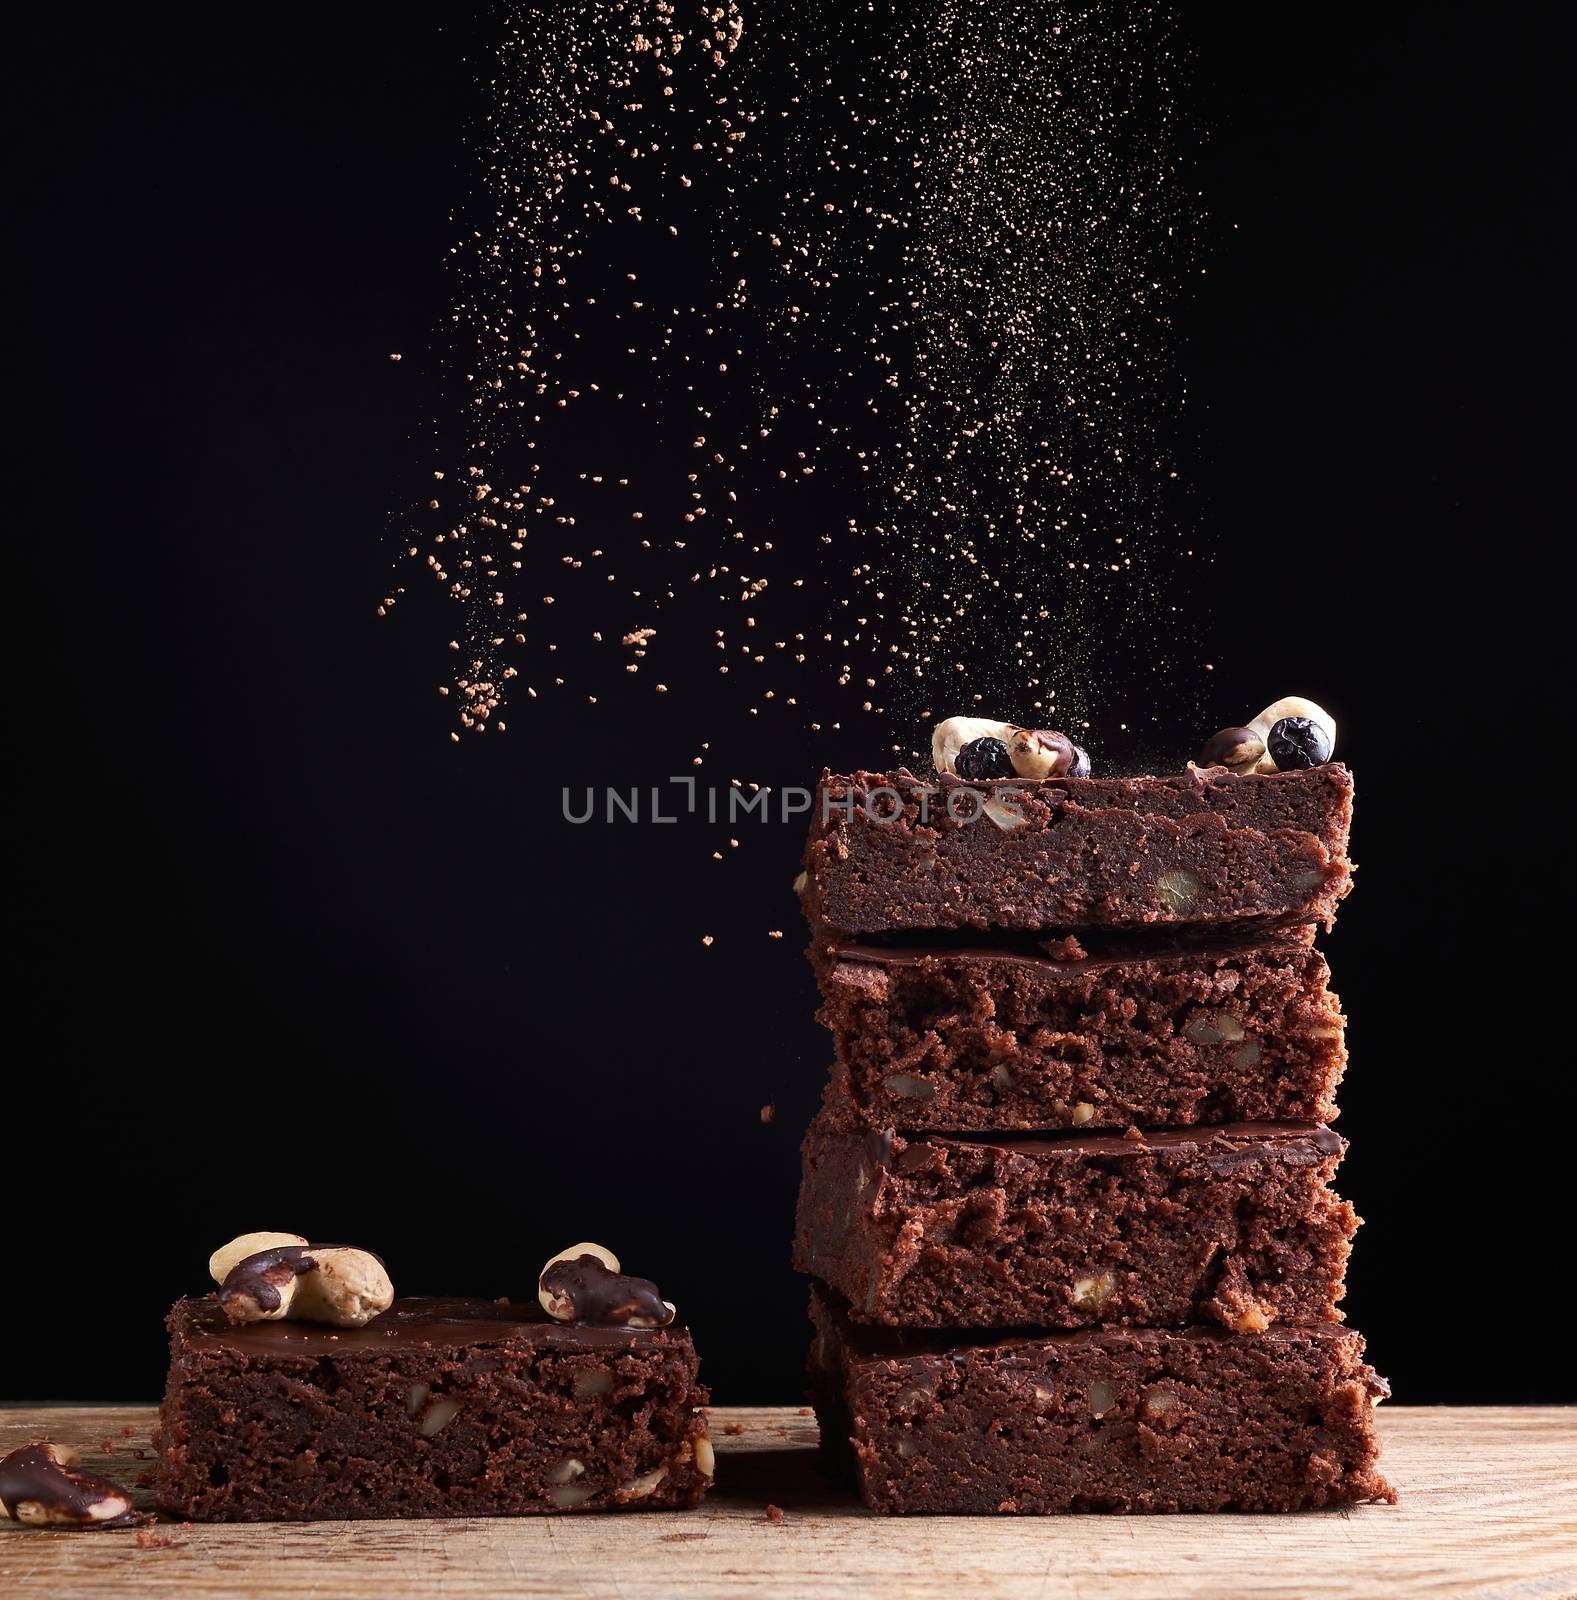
[{"left": 2, "top": 1405, "right": 1573, "bottom": 1599}]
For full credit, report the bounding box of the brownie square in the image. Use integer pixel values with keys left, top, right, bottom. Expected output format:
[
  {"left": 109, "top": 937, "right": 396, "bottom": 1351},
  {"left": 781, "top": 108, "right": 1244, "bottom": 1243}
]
[
  {"left": 813, "top": 928, "right": 1345, "bottom": 1133},
  {"left": 808, "top": 1287, "right": 1393, "bottom": 1513},
  {"left": 154, "top": 1297, "right": 713, "bottom": 1520},
  {"left": 794, "top": 1118, "right": 1356, "bottom": 1331},
  {"left": 801, "top": 764, "right": 1353, "bottom": 937}
]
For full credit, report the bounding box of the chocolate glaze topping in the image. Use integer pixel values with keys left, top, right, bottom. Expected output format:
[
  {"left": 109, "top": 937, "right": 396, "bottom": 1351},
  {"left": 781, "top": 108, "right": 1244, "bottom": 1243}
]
[
  {"left": 183, "top": 1295, "right": 687, "bottom": 1356},
  {"left": 0, "top": 1444, "right": 151, "bottom": 1531},
  {"left": 540, "top": 1255, "right": 675, "bottom": 1328}
]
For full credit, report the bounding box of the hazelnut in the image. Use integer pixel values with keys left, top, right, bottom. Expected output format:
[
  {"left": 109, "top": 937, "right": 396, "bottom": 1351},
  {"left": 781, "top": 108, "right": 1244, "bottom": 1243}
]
[
  {"left": 547, "top": 1483, "right": 597, "bottom": 1508},
  {"left": 1086, "top": 1380, "right": 1117, "bottom": 1418},
  {"left": 572, "top": 1368, "right": 615, "bottom": 1398},
  {"left": 694, "top": 1432, "right": 716, "bottom": 1477}
]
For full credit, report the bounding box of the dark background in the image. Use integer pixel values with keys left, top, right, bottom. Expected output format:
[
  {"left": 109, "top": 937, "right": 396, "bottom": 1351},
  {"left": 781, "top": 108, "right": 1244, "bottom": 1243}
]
[{"left": 5, "top": 4, "right": 1570, "bottom": 1402}]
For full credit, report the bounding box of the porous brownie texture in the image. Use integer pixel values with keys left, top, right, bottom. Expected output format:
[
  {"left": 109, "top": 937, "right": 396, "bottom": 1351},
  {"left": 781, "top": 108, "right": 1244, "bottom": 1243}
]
[
  {"left": 155, "top": 1297, "right": 712, "bottom": 1520},
  {"left": 808, "top": 1288, "right": 1393, "bottom": 1514},
  {"left": 794, "top": 1119, "right": 1355, "bottom": 1331},
  {"left": 801, "top": 764, "right": 1353, "bottom": 937},
  {"left": 813, "top": 931, "right": 1345, "bottom": 1133}
]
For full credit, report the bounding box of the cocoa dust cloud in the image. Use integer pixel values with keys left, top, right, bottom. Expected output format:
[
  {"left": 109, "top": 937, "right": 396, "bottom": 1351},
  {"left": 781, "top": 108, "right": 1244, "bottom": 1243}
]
[{"left": 380, "top": 2, "right": 1204, "bottom": 761}]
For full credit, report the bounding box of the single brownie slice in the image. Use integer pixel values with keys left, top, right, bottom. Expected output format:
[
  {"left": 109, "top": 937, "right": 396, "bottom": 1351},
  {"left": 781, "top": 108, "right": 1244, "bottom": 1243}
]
[
  {"left": 794, "top": 1118, "right": 1355, "bottom": 1330},
  {"left": 813, "top": 929, "right": 1345, "bottom": 1133},
  {"left": 801, "top": 764, "right": 1353, "bottom": 937},
  {"left": 155, "top": 1296, "right": 713, "bottom": 1521},
  {"left": 808, "top": 1288, "right": 1393, "bottom": 1513}
]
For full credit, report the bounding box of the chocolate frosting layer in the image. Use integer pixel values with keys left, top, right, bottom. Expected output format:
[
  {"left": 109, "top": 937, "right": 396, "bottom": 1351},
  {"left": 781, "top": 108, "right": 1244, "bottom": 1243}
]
[{"left": 178, "top": 1295, "right": 690, "bottom": 1356}]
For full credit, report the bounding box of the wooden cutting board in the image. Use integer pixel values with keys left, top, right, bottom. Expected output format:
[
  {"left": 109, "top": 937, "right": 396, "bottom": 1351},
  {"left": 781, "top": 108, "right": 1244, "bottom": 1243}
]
[{"left": 2, "top": 1405, "right": 1572, "bottom": 1598}]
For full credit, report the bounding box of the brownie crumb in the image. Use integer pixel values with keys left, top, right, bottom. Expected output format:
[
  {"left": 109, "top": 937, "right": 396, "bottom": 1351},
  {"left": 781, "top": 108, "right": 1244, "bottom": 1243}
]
[
  {"left": 759, "top": 1103, "right": 776, "bottom": 1125},
  {"left": 1041, "top": 935, "right": 1088, "bottom": 961},
  {"left": 722, "top": 1423, "right": 745, "bottom": 1436},
  {"left": 765, "top": 1503, "right": 786, "bottom": 1524},
  {"left": 136, "top": 1531, "right": 174, "bottom": 1550}
]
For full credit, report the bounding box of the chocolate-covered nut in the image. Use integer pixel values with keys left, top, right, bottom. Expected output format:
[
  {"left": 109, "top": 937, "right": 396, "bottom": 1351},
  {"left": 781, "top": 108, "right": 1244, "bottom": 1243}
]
[
  {"left": 538, "top": 1243, "right": 676, "bottom": 1328},
  {"left": 1007, "top": 727, "right": 1080, "bottom": 780},
  {"left": 1267, "top": 715, "right": 1333, "bottom": 769},
  {"left": 1069, "top": 741, "right": 1092, "bottom": 779},
  {"left": 1197, "top": 725, "right": 1264, "bottom": 770},
  {"left": 0, "top": 1443, "right": 149, "bottom": 1531},
  {"left": 1247, "top": 696, "right": 1336, "bottom": 757},
  {"left": 209, "top": 1232, "right": 308, "bottom": 1285},
  {"left": 931, "top": 715, "right": 1016, "bottom": 776},
  {"left": 216, "top": 1242, "right": 394, "bottom": 1328}
]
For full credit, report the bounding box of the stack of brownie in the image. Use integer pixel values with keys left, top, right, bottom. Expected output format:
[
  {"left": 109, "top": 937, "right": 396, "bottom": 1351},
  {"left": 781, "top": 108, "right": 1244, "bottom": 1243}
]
[{"left": 792, "top": 736, "right": 1393, "bottom": 1513}]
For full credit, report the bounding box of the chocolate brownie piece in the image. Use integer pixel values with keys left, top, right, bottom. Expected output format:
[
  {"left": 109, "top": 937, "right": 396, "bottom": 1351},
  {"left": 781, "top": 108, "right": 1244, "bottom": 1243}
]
[
  {"left": 814, "top": 930, "right": 1345, "bottom": 1133},
  {"left": 807, "top": 1288, "right": 1393, "bottom": 1514},
  {"left": 793, "top": 1118, "right": 1355, "bottom": 1330},
  {"left": 801, "top": 764, "right": 1353, "bottom": 936},
  {"left": 154, "top": 1297, "right": 713, "bottom": 1520}
]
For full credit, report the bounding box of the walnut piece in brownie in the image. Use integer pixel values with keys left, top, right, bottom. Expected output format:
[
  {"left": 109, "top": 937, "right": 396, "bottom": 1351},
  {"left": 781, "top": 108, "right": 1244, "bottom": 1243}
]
[
  {"left": 808, "top": 1287, "right": 1392, "bottom": 1514},
  {"left": 794, "top": 1118, "right": 1356, "bottom": 1330}
]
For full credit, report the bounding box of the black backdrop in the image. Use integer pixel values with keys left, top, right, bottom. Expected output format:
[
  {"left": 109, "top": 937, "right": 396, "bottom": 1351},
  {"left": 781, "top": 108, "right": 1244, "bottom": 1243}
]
[{"left": 6, "top": 4, "right": 1571, "bottom": 1404}]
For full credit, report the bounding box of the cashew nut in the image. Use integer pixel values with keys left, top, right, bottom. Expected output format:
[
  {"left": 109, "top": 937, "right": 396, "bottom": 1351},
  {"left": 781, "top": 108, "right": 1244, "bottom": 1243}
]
[
  {"left": 209, "top": 1232, "right": 308, "bottom": 1286},
  {"left": 0, "top": 1442, "right": 138, "bottom": 1529},
  {"left": 1007, "top": 727, "right": 1088, "bottom": 780},
  {"left": 539, "top": 1242, "right": 621, "bottom": 1319},
  {"left": 214, "top": 1238, "right": 394, "bottom": 1328},
  {"left": 538, "top": 1243, "right": 675, "bottom": 1328},
  {"left": 931, "top": 716, "right": 1015, "bottom": 776},
  {"left": 1248, "top": 696, "right": 1336, "bottom": 754},
  {"left": 289, "top": 1248, "right": 395, "bottom": 1327},
  {"left": 1198, "top": 697, "right": 1335, "bottom": 775}
]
